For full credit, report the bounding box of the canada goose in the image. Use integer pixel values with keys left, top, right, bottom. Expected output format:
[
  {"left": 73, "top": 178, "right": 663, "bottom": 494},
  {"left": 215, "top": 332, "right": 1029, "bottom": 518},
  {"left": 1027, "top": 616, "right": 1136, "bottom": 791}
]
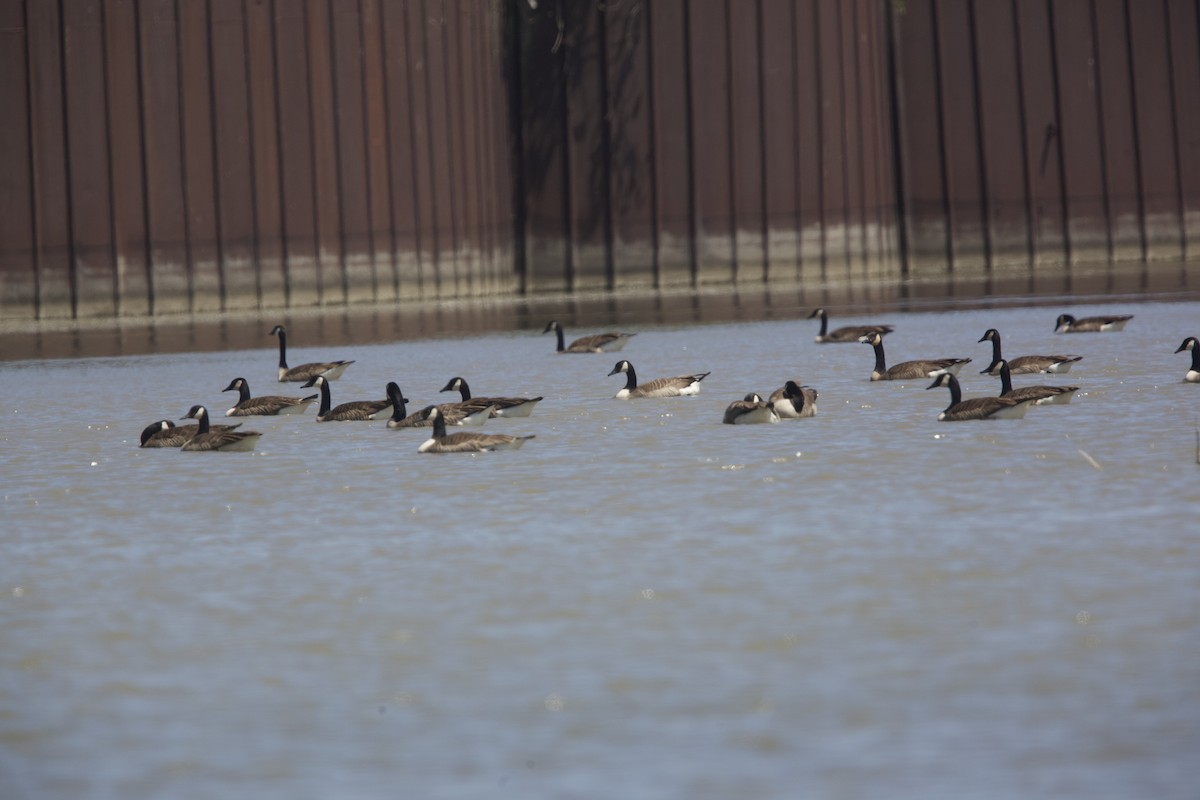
[
  {"left": 607, "top": 360, "right": 710, "bottom": 399},
  {"left": 925, "top": 373, "right": 1032, "bottom": 421},
  {"left": 269, "top": 324, "right": 355, "bottom": 382},
  {"left": 417, "top": 406, "right": 535, "bottom": 453},
  {"left": 768, "top": 380, "right": 818, "bottom": 418},
  {"left": 543, "top": 320, "right": 636, "bottom": 353},
  {"left": 977, "top": 329, "right": 1082, "bottom": 375},
  {"left": 722, "top": 393, "right": 780, "bottom": 425},
  {"left": 808, "top": 307, "right": 895, "bottom": 343},
  {"left": 222, "top": 377, "right": 318, "bottom": 416},
  {"left": 1054, "top": 313, "right": 1133, "bottom": 333},
  {"left": 139, "top": 419, "right": 242, "bottom": 448},
  {"left": 995, "top": 360, "right": 1079, "bottom": 405},
  {"left": 859, "top": 331, "right": 971, "bottom": 381},
  {"left": 1175, "top": 337, "right": 1200, "bottom": 383},
  {"left": 301, "top": 375, "right": 394, "bottom": 421},
  {"left": 387, "top": 384, "right": 495, "bottom": 429},
  {"left": 438, "top": 376, "right": 543, "bottom": 417},
  {"left": 179, "top": 406, "right": 263, "bottom": 451}
]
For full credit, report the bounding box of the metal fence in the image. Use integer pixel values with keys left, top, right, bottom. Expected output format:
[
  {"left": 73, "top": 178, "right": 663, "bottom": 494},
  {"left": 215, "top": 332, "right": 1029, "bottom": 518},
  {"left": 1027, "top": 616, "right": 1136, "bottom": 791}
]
[{"left": 1, "top": 0, "right": 1197, "bottom": 321}]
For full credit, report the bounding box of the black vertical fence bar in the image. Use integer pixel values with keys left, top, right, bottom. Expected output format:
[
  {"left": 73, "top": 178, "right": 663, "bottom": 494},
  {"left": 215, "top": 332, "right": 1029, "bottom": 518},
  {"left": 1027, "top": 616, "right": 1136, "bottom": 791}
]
[{"left": 0, "top": 0, "right": 36, "bottom": 318}]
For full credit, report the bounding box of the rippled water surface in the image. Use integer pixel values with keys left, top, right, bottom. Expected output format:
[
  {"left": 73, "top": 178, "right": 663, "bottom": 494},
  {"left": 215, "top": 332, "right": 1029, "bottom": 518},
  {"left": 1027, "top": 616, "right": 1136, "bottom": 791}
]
[{"left": 3, "top": 298, "right": 1199, "bottom": 799}]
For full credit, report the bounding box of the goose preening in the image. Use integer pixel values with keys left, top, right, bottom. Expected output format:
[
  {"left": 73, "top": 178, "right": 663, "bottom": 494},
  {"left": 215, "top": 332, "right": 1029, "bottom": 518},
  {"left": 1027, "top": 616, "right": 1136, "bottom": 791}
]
[
  {"left": 269, "top": 324, "right": 355, "bottom": 382},
  {"left": 387, "top": 384, "right": 494, "bottom": 429},
  {"left": 179, "top": 406, "right": 262, "bottom": 451},
  {"left": 607, "top": 360, "right": 710, "bottom": 399},
  {"left": 977, "top": 328, "right": 1082, "bottom": 375},
  {"left": 139, "top": 419, "right": 242, "bottom": 448},
  {"left": 1175, "top": 337, "right": 1200, "bottom": 383},
  {"left": 222, "top": 377, "right": 318, "bottom": 416},
  {"left": 925, "top": 373, "right": 1033, "bottom": 421},
  {"left": 1054, "top": 313, "right": 1133, "bottom": 333},
  {"left": 808, "top": 308, "right": 894, "bottom": 343},
  {"left": 859, "top": 331, "right": 971, "bottom": 381},
  {"left": 722, "top": 393, "right": 780, "bottom": 425},
  {"left": 768, "top": 380, "right": 817, "bottom": 418},
  {"left": 995, "top": 360, "right": 1079, "bottom": 405},
  {"left": 417, "top": 406, "right": 535, "bottom": 453},
  {"left": 438, "top": 376, "right": 543, "bottom": 417},
  {"left": 301, "top": 375, "right": 394, "bottom": 421},
  {"left": 543, "top": 320, "right": 636, "bottom": 353}
]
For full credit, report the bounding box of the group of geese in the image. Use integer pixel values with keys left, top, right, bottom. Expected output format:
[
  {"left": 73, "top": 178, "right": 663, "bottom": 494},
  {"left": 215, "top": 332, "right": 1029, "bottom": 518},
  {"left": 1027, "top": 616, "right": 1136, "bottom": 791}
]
[{"left": 139, "top": 309, "right": 1198, "bottom": 451}]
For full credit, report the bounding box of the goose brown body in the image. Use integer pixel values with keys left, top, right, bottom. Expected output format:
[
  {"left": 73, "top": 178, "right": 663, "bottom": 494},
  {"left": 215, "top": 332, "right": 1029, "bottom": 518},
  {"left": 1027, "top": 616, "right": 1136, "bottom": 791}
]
[
  {"left": 543, "top": 320, "right": 636, "bottom": 353},
  {"left": 1054, "top": 313, "right": 1133, "bottom": 333},
  {"left": 223, "top": 377, "right": 317, "bottom": 416},
  {"left": 439, "top": 377, "right": 542, "bottom": 417},
  {"left": 808, "top": 308, "right": 894, "bottom": 343},
  {"left": 607, "top": 360, "right": 709, "bottom": 399},
  {"left": 179, "top": 406, "right": 262, "bottom": 451},
  {"left": 722, "top": 393, "right": 779, "bottom": 425},
  {"left": 417, "top": 406, "right": 534, "bottom": 452},
  {"left": 995, "top": 360, "right": 1079, "bottom": 405},
  {"left": 977, "top": 329, "right": 1082, "bottom": 375},
  {"left": 926, "top": 373, "right": 1032, "bottom": 421},
  {"left": 860, "top": 332, "right": 971, "bottom": 382},
  {"left": 270, "top": 325, "right": 355, "bottom": 382},
  {"left": 302, "top": 375, "right": 393, "bottom": 421}
]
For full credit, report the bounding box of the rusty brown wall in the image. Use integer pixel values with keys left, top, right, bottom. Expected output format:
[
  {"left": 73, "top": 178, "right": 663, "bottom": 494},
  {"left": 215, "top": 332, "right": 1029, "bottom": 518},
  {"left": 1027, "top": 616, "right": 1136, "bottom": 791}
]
[
  {"left": 0, "top": 0, "right": 515, "bottom": 320},
  {"left": 4, "top": 1, "right": 1199, "bottom": 323},
  {"left": 891, "top": 0, "right": 1200, "bottom": 276}
]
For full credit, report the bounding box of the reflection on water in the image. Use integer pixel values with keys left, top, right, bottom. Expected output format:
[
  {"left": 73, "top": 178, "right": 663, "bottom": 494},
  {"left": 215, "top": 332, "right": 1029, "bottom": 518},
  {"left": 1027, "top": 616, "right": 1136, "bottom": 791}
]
[
  {"left": 1, "top": 272, "right": 1199, "bottom": 798},
  {"left": 2, "top": 261, "right": 1197, "bottom": 362}
]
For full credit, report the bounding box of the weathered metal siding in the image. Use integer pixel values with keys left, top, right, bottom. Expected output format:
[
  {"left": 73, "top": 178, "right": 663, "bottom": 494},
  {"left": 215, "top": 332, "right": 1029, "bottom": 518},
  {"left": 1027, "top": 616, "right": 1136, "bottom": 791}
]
[
  {"left": 3, "top": 1, "right": 1199, "bottom": 322},
  {"left": 0, "top": 0, "right": 514, "bottom": 320},
  {"left": 511, "top": 0, "right": 901, "bottom": 292},
  {"left": 891, "top": 0, "right": 1200, "bottom": 275}
]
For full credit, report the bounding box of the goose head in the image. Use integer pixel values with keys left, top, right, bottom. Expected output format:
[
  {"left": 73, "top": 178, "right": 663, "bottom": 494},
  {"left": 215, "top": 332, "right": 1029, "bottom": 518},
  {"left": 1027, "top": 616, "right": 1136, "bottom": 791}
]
[
  {"left": 925, "top": 373, "right": 955, "bottom": 391},
  {"left": 140, "top": 420, "right": 174, "bottom": 446},
  {"left": 1175, "top": 337, "right": 1198, "bottom": 353},
  {"left": 858, "top": 332, "right": 883, "bottom": 346},
  {"left": 182, "top": 405, "right": 208, "bottom": 421},
  {"left": 807, "top": 308, "right": 827, "bottom": 320},
  {"left": 978, "top": 328, "right": 999, "bottom": 343},
  {"left": 1055, "top": 314, "right": 1076, "bottom": 331},
  {"left": 439, "top": 377, "right": 467, "bottom": 393},
  {"left": 607, "top": 360, "right": 633, "bottom": 377},
  {"left": 222, "top": 377, "right": 248, "bottom": 393},
  {"left": 300, "top": 375, "right": 328, "bottom": 390},
  {"left": 542, "top": 320, "right": 561, "bottom": 334}
]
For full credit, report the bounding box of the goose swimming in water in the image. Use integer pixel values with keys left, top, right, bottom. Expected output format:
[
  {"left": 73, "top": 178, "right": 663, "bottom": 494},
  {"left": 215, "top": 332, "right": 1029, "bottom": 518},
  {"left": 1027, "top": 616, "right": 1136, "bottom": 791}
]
[
  {"left": 722, "top": 393, "right": 779, "bottom": 425},
  {"left": 926, "top": 373, "right": 1032, "bottom": 421},
  {"left": 977, "top": 328, "right": 1082, "bottom": 375},
  {"left": 859, "top": 331, "right": 971, "bottom": 381},
  {"left": 222, "top": 377, "right": 318, "bottom": 416},
  {"left": 1054, "top": 313, "right": 1133, "bottom": 333},
  {"left": 179, "top": 406, "right": 263, "bottom": 451},
  {"left": 439, "top": 377, "right": 543, "bottom": 417},
  {"left": 543, "top": 320, "right": 636, "bottom": 353},
  {"left": 301, "top": 375, "right": 394, "bottom": 421},
  {"left": 1175, "top": 336, "right": 1200, "bottom": 383},
  {"left": 269, "top": 324, "right": 355, "bottom": 382},
  {"left": 994, "top": 360, "right": 1078, "bottom": 405},
  {"left": 768, "top": 380, "right": 817, "bottom": 418},
  {"left": 387, "top": 384, "right": 494, "bottom": 429},
  {"left": 139, "top": 419, "right": 242, "bottom": 448},
  {"left": 607, "top": 360, "right": 709, "bottom": 399},
  {"left": 417, "top": 406, "right": 535, "bottom": 453},
  {"left": 808, "top": 308, "right": 895, "bottom": 343}
]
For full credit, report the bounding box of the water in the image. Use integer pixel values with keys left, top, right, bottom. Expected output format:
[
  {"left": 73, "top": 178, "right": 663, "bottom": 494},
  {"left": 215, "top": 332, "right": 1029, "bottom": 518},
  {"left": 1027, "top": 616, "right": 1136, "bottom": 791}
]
[{"left": 3, "top": 298, "right": 1198, "bottom": 799}]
